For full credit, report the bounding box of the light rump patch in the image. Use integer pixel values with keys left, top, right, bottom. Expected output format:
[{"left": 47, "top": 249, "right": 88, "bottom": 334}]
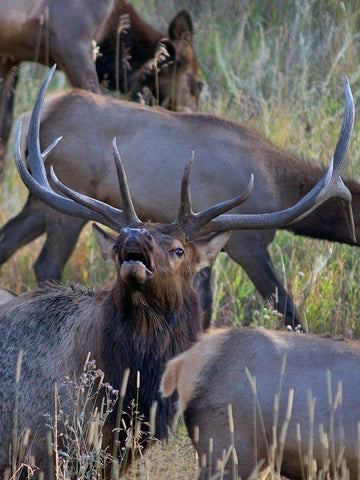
[{"left": 161, "top": 329, "right": 230, "bottom": 411}]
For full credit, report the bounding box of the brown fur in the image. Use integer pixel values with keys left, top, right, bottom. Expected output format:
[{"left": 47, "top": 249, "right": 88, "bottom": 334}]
[
  {"left": 95, "top": 2, "right": 203, "bottom": 110},
  {"left": 162, "top": 328, "right": 360, "bottom": 479},
  {"left": 161, "top": 328, "right": 228, "bottom": 411},
  {"left": 0, "top": 0, "right": 202, "bottom": 172}
]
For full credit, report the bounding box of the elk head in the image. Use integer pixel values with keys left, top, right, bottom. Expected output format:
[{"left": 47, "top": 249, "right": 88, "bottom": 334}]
[{"left": 14, "top": 66, "right": 356, "bottom": 306}]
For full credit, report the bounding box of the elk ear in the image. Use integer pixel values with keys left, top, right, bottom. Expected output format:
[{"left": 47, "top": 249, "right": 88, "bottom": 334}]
[
  {"left": 193, "top": 231, "right": 231, "bottom": 271},
  {"left": 92, "top": 223, "right": 116, "bottom": 263},
  {"left": 168, "top": 10, "right": 193, "bottom": 41}
]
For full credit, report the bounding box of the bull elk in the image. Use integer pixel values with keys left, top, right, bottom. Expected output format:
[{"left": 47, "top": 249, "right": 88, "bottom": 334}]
[
  {"left": 162, "top": 327, "right": 360, "bottom": 479},
  {"left": 0, "top": 0, "right": 202, "bottom": 173},
  {"left": 0, "top": 67, "right": 354, "bottom": 477},
  {"left": 0, "top": 76, "right": 358, "bottom": 330}
]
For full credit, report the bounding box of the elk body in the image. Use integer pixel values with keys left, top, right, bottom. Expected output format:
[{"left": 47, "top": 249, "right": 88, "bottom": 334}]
[
  {"left": 162, "top": 327, "right": 360, "bottom": 479},
  {"left": 0, "top": 68, "right": 354, "bottom": 477},
  {"left": 0, "top": 0, "right": 202, "bottom": 173},
  {"left": 1, "top": 80, "right": 358, "bottom": 329}
]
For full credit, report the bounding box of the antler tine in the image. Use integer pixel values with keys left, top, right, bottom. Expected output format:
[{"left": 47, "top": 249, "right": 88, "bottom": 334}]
[
  {"left": 50, "top": 140, "right": 141, "bottom": 228},
  {"left": 176, "top": 159, "right": 254, "bottom": 236},
  {"left": 49, "top": 166, "right": 127, "bottom": 230},
  {"left": 175, "top": 160, "right": 193, "bottom": 225},
  {"left": 186, "top": 78, "right": 355, "bottom": 241},
  {"left": 325, "top": 76, "right": 356, "bottom": 242},
  {"left": 112, "top": 138, "right": 141, "bottom": 225},
  {"left": 14, "top": 66, "right": 128, "bottom": 232},
  {"left": 23, "top": 64, "right": 56, "bottom": 188},
  {"left": 332, "top": 76, "right": 355, "bottom": 176}
]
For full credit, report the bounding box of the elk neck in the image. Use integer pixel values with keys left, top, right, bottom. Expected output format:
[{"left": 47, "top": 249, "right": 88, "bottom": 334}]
[
  {"left": 98, "top": 283, "right": 202, "bottom": 442},
  {"left": 109, "top": 279, "right": 202, "bottom": 358},
  {"left": 96, "top": 0, "right": 163, "bottom": 91}
]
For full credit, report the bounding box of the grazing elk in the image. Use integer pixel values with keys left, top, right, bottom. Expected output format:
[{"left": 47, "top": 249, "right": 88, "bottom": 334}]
[
  {"left": 0, "top": 68, "right": 353, "bottom": 477},
  {"left": 95, "top": 3, "right": 203, "bottom": 110},
  {"left": 0, "top": 0, "right": 202, "bottom": 174},
  {"left": 0, "top": 79, "right": 357, "bottom": 330},
  {"left": 162, "top": 327, "right": 360, "bottom": 479}
]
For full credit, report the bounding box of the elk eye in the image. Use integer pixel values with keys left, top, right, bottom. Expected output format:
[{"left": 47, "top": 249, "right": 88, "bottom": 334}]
[{"left": 170, "top": 248, "right": 184, "bottom": 257}]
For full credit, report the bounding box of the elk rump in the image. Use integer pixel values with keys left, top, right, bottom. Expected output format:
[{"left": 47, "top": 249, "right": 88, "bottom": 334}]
[{"left": 162, "top": 327, "right": 360, "bottom": 479}]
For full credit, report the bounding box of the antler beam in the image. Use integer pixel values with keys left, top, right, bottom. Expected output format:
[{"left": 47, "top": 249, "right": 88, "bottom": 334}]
[{"left": 182, "top": 77, "right": 355, "bottom": 241}]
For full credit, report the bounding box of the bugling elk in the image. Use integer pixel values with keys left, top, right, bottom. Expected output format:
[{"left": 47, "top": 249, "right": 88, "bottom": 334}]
[
  {"left": 0, "top": 0, "right": 202, "bottom": 173},
  {"left": 162, "top": 325, "right": 360, "bottom": 480},
  {"left": 0, "top": 67, "right": 354, "bottom": 477},
  {"left": 1, "top": 75, "right": 359, "bottom": 330}
]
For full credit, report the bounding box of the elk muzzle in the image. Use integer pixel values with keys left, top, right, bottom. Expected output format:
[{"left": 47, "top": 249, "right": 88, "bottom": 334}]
[{"left": 116, "top": 228, "right": 154, "bottom": 284}]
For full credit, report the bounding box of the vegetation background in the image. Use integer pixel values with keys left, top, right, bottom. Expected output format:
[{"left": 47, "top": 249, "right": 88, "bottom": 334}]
[{"left": 1, "top": 0, "right": 360, "bottom": 478}]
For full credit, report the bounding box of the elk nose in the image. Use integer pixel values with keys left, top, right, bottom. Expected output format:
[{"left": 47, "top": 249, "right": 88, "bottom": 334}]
[{"left": 123, "top": 227, "right": 151, "bottom": 248}]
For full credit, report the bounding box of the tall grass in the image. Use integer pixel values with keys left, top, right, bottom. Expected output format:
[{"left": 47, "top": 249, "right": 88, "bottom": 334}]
[{"left": 1, "top": 0, "right": 360, "bottom": 478}]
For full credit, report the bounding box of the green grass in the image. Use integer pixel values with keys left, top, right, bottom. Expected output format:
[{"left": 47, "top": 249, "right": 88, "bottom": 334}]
[{"left": 2, "top": 0, "right": 360, "bottom": 478}]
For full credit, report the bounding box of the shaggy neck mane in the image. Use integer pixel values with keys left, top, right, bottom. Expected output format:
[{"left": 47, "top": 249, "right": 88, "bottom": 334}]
[
  {"left": 107, "top": 280, "right": 201, "bottom": 359},
  {"left": 99, "top": 283, "right": 201, "bottom": 441}
]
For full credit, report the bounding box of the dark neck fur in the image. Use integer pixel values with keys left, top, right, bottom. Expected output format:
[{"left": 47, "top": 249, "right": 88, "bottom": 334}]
[
  {"left": 96, "top": 1, "right": 163, "bottom": 90},
  {"left": 99, "top": 285, "right": 201, "bottom": 444}
]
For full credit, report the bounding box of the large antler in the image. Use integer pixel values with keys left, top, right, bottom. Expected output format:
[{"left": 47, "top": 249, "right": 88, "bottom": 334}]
[
  {"left": 177, "top": 77, "right": 355, "bottom": 241},
  {"left": 14, "top": 67, "right": 355, "bottom": 243},
  {"left": 14, "top": 65, "right": 140, "bottom": 231}
]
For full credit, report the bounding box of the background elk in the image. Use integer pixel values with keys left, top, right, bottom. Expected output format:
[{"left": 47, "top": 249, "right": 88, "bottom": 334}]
[
  {"left": 162, "top": 327, "right": 360, "bottom": 479},
  {"left": 0, "top": 77, "right": 357, "bottom": 330},
  {"left": 0, "top": 0, "right": 202, "bottom": 174},
  {"left": 0, "top": 68, "right": 353, "bottom": 477}
]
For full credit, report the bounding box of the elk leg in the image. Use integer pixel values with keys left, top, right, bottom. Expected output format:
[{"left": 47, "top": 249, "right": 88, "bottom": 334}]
[
  {"left": 0, "top": 195, "right": 46, "bottom": 265},
  {"left": 35, "top": 215, "right": 87, "bottom": 282},
  {"left": 0, "top": 63, "right": 18, "bottom": 177},
  {"left": 52, "top": 45, "right": 100, "bottom": 94},
  {"left": 193, "top": 266, "right": 213, "bottom": 329},
  {"left": 225, "top": 231, "right": 303, "bottom": 330}
]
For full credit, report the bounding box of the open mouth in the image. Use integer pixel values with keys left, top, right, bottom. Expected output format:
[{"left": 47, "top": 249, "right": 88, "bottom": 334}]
[
  {"left": 123, "top": 251, "right": 147, "bottom": 264},
  {"left": 122, "top": 250, "right": 152, "bottom": 271},
  {"left": 120, "top": 249, "right": 153, "bottom": 283}
]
